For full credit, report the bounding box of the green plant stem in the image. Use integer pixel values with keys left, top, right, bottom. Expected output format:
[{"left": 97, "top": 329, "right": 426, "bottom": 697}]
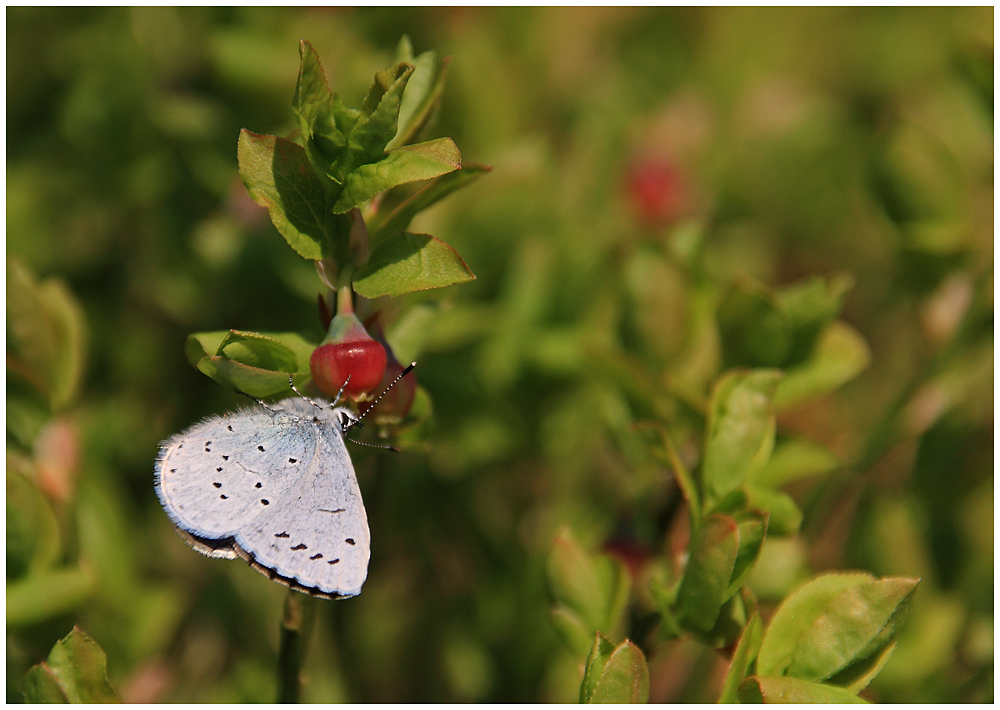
[{"left": 277, "top": 590, "right": 317, "bottom": 703}]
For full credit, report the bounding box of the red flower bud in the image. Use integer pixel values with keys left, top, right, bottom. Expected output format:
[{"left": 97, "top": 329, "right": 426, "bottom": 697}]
[{"left": 310, "top": 312, "right": 386, "bottom": 400}]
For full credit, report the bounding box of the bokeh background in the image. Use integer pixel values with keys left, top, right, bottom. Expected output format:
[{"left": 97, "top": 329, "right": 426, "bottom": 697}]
[{"left": 7, "top": 7, "right": 993, "bottom": 703}]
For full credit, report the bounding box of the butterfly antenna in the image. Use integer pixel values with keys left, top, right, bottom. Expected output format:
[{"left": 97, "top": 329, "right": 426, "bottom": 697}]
[
  {"left": 332, "top": 374, "right": 352, "bottom": 407},
  {"left": 346, "top": 437, "right": 400, "bottom": 453},
  {"left": 288, "top": 375, "right": 324, "bottom": 410},
  {"left": 349, "top": 362, "right": 417, "bottom": 432},
  {"left": 236, "top": 389, "right": 276, "bottom": 412}
]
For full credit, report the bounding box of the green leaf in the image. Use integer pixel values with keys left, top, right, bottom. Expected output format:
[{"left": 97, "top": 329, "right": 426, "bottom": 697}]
[
  {"left": 727, "top": 511, "right": 768, "bottom": 598},
  {"left": 7, "top": 259, "right": 88, "bottom": 411},
  {"left": 703, "top": 370, "right": 782, "bottom": 502},
  {"left": 390, "top": 46, "right": 451, "bottom": 149},
  {"left": 333, "top": 138, "right": 461, "bottom": 213},
  {"left": 774, "top": 322, "right": 870, "bottom": 410},
  {"left": 353, "top": 232, "right": 475, "bottom": 298},
  {"left": 758, "top": 572, "right": 872, "bottom": 677},
  {"left": 546, "top": 528, "right": 631, "bottom": 650},
  {"left": 659, "top": 427, "right": 701, "bottom": 532},
  {"left": 648, "top": 572, "right": 682, "bottom": 641},
  {"left": 746, "top": 487, "right": 803, "bottom": 537},
  {"left": 752, "top": 438, "right": 841, "bottom": 488},
  {"left": 775, "top": 275, "right": 853, "bottom": 364},
  {"left": 293, "top": 41, "right": 338, "bottom": 162},
  {"left": 238, "top": 129, "right": 345, "bottom": 261},
  {"left": 588, "top": 640, "right": 650, "bottom": 704},
  {"left": 719, "top": 611, "right": 764, "bottom": 703},
  {"left": 6, "top": 469, "right": 61, "bottom": 581},
  {"left": 580, "top": 633, "right": 617, "bottom": 703},
  {"left": 718, "top": 282, "right": 792, "bottom": 368},
  {"left": 6, "top": 371, "right": 53, "bottom": 451},
  {"left": 787, "top": 578, "right": 919, "bottom": 683},
  {"left": 7, "top": 567, "right": 95, "bottom": 627},
  {"left": 738, "top": 676, "right": 869, "bottom": 704},
  {"left": 830, "top": 640, "right": 898, "bottom": 694},
  {"left": 675, "top": 514, "right": 740, "bottom": 632},
  {"left": 186, "top": 330, "right": 317, "bottom": 398},
  {"left": 549, "top": 607, "right": 596, "bottom": 657},
  {"left": 22, "top": 627, "right": 120, "bottom": 703},
  {"left": 217, "top": 330, "right": 299, "bottom": 373},
  {"left": 717, "top": 276, "right": 852, "bottom": 370},
  {"left": 368, "top": 163, "right": 490, "bottom": 245},
  {"left": 329, "top": 63, "right": 414, "bottom": 185},
  {"left": 758, "top": 573, "right": 919, "bottom": 683}
]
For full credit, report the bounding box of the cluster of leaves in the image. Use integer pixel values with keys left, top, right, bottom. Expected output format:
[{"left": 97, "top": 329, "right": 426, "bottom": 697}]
[
  {"left": 547, "top": 279, "right": 918, "bottom": 702},
  {"left": 192, "top": 38, "right": 482, "bottom": 400}
]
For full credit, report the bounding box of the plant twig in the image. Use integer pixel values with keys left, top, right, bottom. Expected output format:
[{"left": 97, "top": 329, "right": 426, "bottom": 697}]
[{"left": 277, "top": 590, "right": 316, "bottom": 703}]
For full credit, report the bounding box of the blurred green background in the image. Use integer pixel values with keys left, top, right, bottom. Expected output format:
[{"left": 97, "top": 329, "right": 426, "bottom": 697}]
[{"left": 7, "top": 7, "right": 993, "bottom": 703}]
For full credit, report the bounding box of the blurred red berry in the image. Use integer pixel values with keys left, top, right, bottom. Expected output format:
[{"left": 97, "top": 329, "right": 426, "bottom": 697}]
[{"left": 626, "top": 158, "right": 687, "bottom": 225}]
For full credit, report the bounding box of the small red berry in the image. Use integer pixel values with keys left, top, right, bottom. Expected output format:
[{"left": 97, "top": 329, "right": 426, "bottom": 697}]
[
  {"left": 626, "top": 158, "right": 687, "bottom": 225},
  {"left": 310, "top": 312, "right": 386, "bottom": 400}
]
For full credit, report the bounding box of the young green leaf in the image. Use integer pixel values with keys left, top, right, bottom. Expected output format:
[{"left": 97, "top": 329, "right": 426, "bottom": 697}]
[
  {"left": 717, "top": 275, "right": 852, "bottom": 370},
  {"left": 293, "top": 42, "right": 335, "bottom": 148},
  {"left": 702, "top": 370, "right": 782, "bottom": 502},
  {"left": 352, "top": 232, "right": 475, "bottom": 298},
  {"left": 329, "top": 63, "right": 414, "bottom": 186},
  {"left": 390, "top": 50, "right": 451, "bottom": 149},
  {"left": 776, "top": 274, "right": 853, "bottom": 364},
  {"left": 726, "top": 511, "right": 768, "bottom": 598},
  {"left": 7, "top": 260, "right": 88, "bottom": 411},
  {"left": 186, "top": 330, "right": 317, "bottom": 398},
  {"left": 719, "top": 611, "right": 764, "bottom": 703},
  {"left": 675, "top": 514, "right": 740, "bottom": 632},
  {"left": 758, "top": 573, "right": 919, "bottom": 684},
  {"left": 580, "top": 633, "right": 617, "bottom": 703},
  {"left": 658, "top": 426, "right": 701, "bottom": 531},
  {"left": 829, "top": 640, "right": 899, "bottom": 693},
  {"left": 717, "top": 282, "right": 792, "bottom": 368},
  {"left": 773, "top": 321, "right": 871, "bottom": 410},
  {"left": 752, "top": 438, "right": 841, "bottom": 488},
  {"left": 368, "top": 163, "right": 490, "bottom": 246},
  {"left": 7, "top": 470, "right": 61, "bottom": 580},
  {"left": 550, "top": 607, "right": 596, "bottom": 657},
  {"left": 738, "top": 676, "right": 869, "bottom": 703},
  {"left": 21, "top": 627, "right": 120, "bottom": 703},
  {"left": 216, "top": 330, "right": 299, "bottom": 373},
  {"left": 745, "top": 486, "right": 803, "bottom": 537},
  {"left": 238, "top": 130, "right": 344, "bottom": 261},
  {"left": 332, "top": 138, "right": 462, "bottom": 213},
  {"left": 758, "top": 572, "right": 873, "bottom": 678},
  {"left": 786, "top": 577, "right": 919, "bottom": 683},
  {"left": 546, "top": 528, "right": 631, "bottom": 650},
  {"left": 588, "top": 640, "right": 650, "bottom": 704}
]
